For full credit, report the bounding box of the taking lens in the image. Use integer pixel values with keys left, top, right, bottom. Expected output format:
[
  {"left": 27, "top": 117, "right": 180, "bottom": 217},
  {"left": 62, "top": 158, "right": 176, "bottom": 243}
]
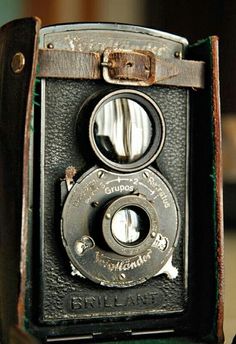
[
  {"left": 102, "top": 194, "right": 159, "bottom": 257},
  {"left": 111, "top": 206, "right": 150, "bottom": 246}
]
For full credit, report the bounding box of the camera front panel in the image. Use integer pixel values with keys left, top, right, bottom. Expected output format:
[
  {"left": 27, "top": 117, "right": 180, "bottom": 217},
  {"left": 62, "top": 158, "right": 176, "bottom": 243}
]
[{"left": 33, "top": 24, "right": 189, "bottom": 334}]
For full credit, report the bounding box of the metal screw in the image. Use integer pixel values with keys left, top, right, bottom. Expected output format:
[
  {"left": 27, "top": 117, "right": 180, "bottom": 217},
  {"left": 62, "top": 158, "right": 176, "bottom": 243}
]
[
  {"left": 106, "top": 213, "right": 111, "bottom": 219},
  {"left": 11, "top": 52, "right": 25, "bottom": 74},
  {"left": 101, "top": 61, "right": 113, "bottom": 67},
  {"left": 74, "top": 240, "right": 83, "bottom": 255},
  {"left": 151, "top": 231, "right": 156, "bottom": 238},
  {"left": 97, "top": 171, "right": 104, "bottom": 179},
  {"left": 91, "top": 201, "right": 99, "bottom": 208},
  {"left": 120, "top": 273, "right": 126, "bottom": 280},
  {"left": 47, "top": 43, "right": 54, "bottom": 49},
  {"left": 143, "top": 171, "right": 149, "bottom": 179},
  {"left": 174, "top": 51, "right": 182, "bottom": 59}
]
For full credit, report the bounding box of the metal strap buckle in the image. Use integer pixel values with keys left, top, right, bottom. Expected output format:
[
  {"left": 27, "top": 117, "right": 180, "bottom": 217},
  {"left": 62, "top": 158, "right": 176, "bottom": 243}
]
[{"left": 102, "top": 49, "right": 156, "bottom": 86}]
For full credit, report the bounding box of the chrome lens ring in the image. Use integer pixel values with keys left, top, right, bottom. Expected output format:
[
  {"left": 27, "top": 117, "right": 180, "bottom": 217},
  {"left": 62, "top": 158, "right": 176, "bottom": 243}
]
[{"left": 89, "top": 90, "right": 165, "bottom": 172}]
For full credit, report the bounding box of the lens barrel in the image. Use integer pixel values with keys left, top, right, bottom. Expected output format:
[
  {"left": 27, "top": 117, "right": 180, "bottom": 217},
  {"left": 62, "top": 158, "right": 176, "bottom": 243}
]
[{"left": 88, "top": 89, "right": 165, "bottom": 172}]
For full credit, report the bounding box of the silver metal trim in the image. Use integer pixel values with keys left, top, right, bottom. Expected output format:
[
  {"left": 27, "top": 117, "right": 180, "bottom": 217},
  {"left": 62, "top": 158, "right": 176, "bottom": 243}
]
[
  {"left": 132, "top": 329, "right": 175, "bottom": 336},
  {"left": 39, "top": 23, "right": 188, "bottom": 49},
  {"left": 47, "top": 334, "right": 93, "bottom": 342}
]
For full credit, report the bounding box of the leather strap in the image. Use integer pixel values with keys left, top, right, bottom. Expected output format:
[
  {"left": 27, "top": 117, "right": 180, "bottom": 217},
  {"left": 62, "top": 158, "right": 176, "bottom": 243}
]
[
  {"left": 38, "top": 49, "right": 101, "bottom": 79},
  {"left": 38, "top": 48, "right": 205, "bottom": 88}
]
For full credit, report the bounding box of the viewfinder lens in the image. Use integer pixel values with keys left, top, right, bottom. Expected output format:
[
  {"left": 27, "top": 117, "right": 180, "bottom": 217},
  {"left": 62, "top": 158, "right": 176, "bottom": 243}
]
[
  {"left": 89, "top": 90, "right": 165, "bottom": 171},
  {"left": 94, "top": 98, "right": 153, "bottom": 163}
]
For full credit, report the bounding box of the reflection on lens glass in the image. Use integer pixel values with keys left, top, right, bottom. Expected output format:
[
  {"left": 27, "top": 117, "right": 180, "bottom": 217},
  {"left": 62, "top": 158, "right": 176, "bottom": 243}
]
[
  {"left": 111, "top": 206, "right": 149, "bottom": 245},
  {"left": 94, "top": 98, "right": 153, "bottom": 163}
]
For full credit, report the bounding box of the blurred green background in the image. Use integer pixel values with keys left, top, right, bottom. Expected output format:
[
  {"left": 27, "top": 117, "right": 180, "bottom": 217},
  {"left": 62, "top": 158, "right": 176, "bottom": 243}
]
[
  {"left": 0, "top": 0, "right": 235, "bottom": 342},
  {"left": 0, "top": 0, "right": 23, "bottom": 24}
]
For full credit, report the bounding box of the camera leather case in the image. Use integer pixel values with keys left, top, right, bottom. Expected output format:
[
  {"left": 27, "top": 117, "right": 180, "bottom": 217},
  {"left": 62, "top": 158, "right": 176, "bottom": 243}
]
[{"left": 0, "top": 17, "right": 223, "bottom": 344}]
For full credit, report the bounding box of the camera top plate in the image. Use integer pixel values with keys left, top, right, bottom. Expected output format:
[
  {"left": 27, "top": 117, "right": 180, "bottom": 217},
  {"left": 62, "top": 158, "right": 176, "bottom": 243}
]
[{"left": 39, "top": 22, "right": 188, "bottom": 56}]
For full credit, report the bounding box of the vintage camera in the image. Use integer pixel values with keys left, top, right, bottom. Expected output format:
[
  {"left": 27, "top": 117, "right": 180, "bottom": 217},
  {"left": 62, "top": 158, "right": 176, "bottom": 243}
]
[{"left": 0, "top": 18, "right": 223, "bottom": 343}]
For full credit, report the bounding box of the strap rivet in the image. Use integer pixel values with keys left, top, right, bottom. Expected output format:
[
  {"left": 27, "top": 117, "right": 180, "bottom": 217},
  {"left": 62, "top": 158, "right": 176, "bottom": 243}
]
[
  {"left": 11, "top": 52, "right": 25, "bottom": 74},
  {"left": 174, "top": 51, "right": 182, "bottom": 59},
  {"left": 47, "top": 43, "right": 54, "bottom": 49}
]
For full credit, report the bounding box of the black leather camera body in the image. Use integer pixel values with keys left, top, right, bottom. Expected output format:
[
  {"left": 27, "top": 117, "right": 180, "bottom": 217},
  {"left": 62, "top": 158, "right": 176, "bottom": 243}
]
[{"left": 0, "top": 18, "right": 223, "bottom": 344}]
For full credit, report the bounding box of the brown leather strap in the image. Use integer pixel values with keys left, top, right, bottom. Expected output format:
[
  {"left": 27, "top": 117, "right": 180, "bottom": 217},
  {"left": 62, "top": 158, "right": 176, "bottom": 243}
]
[
  {"left": 38, "top": 49, "right": 101, "bottom": 79},
  {"left": 38, "top": 48, "right": 205, "bottom": 88},
  {"left": 155, "top": 57, "right": 205, "bottom": 88}
]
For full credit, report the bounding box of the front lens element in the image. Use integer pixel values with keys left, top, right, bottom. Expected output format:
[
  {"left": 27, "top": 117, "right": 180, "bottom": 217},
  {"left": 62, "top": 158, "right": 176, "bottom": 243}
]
[
  {"left": 102, "top": 194, "right": 159, "bottom": 256},
  {"left": 111, "top": 206, "right": 150, "bottom": 246},
  {"left": 94, "top": 98, "right": 152, "bottom": 163},
  {"left": 89, "top": 90, "right": 165, "bottom": 171}
]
